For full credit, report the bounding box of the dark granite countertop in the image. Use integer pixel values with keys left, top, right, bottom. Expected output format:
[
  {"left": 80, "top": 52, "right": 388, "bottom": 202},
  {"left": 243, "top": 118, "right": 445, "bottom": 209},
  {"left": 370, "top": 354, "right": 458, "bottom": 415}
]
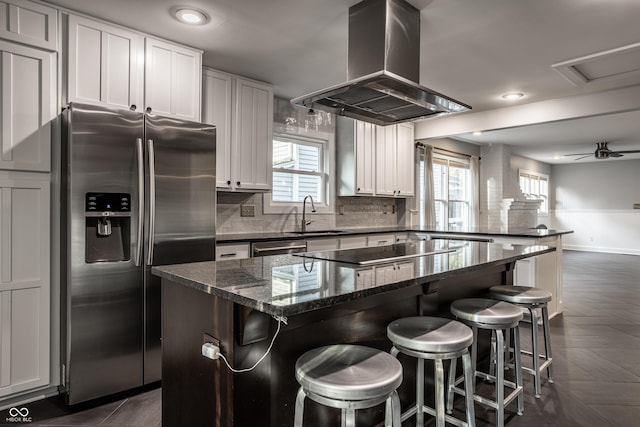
[
  {"left": 216, "top": 226, "right": 572, "bottom": 243},
  {"left": 153, "top": 240, "right": 556, "bottom": 317}
]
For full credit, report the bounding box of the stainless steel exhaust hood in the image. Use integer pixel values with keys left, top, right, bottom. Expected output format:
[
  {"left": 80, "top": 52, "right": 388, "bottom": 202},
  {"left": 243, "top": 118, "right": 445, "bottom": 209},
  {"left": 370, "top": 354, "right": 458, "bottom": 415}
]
[{"left": 291, "top": 0, "right": 471, "bottom": 126}]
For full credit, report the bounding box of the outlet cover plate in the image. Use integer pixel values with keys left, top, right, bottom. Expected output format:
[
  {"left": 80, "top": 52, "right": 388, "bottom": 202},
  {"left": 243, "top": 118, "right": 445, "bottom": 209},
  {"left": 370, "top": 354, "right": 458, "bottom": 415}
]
[{"left": 241, "top": 205, "right": 255, "bottom": 217}]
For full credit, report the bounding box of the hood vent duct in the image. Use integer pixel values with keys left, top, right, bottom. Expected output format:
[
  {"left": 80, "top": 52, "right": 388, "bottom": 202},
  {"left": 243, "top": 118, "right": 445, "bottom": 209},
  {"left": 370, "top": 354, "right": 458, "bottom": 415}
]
[{"left": 291, "top": 0, "right": 471, "bottom": 126}]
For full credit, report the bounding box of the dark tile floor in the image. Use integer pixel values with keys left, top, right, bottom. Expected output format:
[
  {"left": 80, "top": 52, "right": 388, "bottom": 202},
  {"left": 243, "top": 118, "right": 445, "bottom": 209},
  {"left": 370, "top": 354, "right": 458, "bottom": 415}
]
[{"left": 3, "top": 250, "right": 639, "bottom": 426}]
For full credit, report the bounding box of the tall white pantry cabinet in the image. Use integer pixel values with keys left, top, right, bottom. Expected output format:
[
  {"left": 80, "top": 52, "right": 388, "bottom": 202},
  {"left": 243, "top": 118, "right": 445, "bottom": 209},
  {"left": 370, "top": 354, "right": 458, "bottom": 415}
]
[
  {"left": 0, "top": 0, "right": 57, "bottom": 399},
  {"left": 1, "top": 0, "right": 207, "bottom": 402}
]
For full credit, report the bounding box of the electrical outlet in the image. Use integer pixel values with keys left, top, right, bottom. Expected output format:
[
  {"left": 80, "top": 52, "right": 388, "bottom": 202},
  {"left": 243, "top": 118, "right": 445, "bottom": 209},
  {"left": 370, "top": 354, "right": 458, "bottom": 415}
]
[{"left": 240, "top": 205, "right": 255, "bottom": 217}]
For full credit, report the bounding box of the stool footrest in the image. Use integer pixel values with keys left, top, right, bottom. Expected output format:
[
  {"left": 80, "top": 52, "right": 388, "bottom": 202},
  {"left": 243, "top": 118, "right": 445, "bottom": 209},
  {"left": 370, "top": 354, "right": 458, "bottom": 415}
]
[
  {"left": 451, "top": 384, "right": 523, "bottom": 412},
  {"left": 521, "top": 358, "right": 552, "bottom": 376},
  {"left": 401, "top": 404, "right": 472, "bottom": 427}
]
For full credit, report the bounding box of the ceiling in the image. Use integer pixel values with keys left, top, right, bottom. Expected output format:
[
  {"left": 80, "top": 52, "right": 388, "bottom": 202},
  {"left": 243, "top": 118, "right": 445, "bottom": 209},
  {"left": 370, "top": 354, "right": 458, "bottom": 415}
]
[{"left": 43, "top": 0, "right": 640, "bottom": 164}]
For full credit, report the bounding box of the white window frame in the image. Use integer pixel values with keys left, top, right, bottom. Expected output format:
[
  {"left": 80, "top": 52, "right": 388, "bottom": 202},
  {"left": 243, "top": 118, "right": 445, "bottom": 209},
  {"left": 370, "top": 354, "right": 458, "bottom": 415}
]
[
  {"left": 518, "top": 169, "right": 549, "bottom": 215},
  {"left": 264, "top": 129, "right": 335, "bottom": 214},
  {"left": 432, "top": 152, "right": 471, "bottom": 230}
]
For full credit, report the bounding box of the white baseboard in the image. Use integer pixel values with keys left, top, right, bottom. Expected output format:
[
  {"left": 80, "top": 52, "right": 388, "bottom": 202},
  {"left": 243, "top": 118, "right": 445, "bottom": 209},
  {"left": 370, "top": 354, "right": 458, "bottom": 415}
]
[
  {"left": 0, "top": 386, "right": 59, "bottom": 411},
  {"left": 563, "top": 245, "right": 640, "bottom": 256}
]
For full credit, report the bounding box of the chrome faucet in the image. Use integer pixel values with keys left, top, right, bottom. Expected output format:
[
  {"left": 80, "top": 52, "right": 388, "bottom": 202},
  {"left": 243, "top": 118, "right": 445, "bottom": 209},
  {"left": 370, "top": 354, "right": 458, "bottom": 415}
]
[{"left": 301, "top": 195, "right": 316, "bottom": 233}]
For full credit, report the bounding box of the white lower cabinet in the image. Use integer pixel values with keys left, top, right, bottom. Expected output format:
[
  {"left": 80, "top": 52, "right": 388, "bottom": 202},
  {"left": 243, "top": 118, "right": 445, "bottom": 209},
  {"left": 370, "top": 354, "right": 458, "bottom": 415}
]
[
  {"left": 306, "top": 238, "right": 339, "bottom": 252},
  {"left": 356, "top": 261, "right": 414, "bottom": 288},
  {"left": 355, "top": 268, "right": 374, "bottom": 288},
  {"left": 0, "top": 172, "right": 50, "bottom": 397},
  {"left": 215, "top": 243, "right": 250, "bottom": 261},
  {"left": 492, "top": 235, "right": 564, "bottom": 318},
  {"left": 395, "top": 233, "right": 409, "bottom": 243},
  {"left": 375, "top": 261, "right": 414, "bottom": 285},
  {"left": 339, "top": 236, "right": 368, "bottom": 250},
  {"left": 367, "top": 234, "right": 395, "bottom": 247}
]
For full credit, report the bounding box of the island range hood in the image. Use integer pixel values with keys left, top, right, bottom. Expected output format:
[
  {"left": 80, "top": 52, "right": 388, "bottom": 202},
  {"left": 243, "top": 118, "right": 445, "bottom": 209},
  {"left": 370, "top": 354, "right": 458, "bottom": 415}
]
[{"left": 291, "top": 0, "right": 471, "bottom": 126}]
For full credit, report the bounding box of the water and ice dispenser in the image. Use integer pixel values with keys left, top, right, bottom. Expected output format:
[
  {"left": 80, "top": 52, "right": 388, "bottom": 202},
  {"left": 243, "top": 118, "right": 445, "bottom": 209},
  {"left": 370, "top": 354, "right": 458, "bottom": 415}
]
[{"left": 85, "top": 192, "right": 132, "bottom": 263}]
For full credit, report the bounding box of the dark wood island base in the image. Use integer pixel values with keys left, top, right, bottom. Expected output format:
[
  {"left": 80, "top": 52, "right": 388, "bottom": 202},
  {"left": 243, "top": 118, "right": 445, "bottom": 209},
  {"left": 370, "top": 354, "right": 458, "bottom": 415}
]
[{"left": 158, "top": 247, "right": 530, "bottom": 427}]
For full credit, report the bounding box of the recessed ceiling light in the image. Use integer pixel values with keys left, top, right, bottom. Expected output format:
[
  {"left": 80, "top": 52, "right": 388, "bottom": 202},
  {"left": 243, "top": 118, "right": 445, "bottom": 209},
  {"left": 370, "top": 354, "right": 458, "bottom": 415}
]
[
  {"left": 472, "top": 131, "right": 483, "bottom": 136},
  {"left": 175, "top": 8, "right": 208, "bottom": 25},
  {"left": 501, "top": 92, "right": 524, "bottom": 100}
]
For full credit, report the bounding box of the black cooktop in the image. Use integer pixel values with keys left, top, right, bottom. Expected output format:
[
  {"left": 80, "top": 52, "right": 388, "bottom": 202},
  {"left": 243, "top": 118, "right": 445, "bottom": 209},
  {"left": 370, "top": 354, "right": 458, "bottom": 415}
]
[{"left": 293, "top": 241, "right": 456, "bottom": 265}]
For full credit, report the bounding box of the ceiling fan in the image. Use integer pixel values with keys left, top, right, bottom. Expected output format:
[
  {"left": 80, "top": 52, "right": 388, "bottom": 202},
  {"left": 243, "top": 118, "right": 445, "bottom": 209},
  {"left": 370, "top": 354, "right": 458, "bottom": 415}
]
[{"left": 564, "top": 141, "right": 640, "bottom": 160}]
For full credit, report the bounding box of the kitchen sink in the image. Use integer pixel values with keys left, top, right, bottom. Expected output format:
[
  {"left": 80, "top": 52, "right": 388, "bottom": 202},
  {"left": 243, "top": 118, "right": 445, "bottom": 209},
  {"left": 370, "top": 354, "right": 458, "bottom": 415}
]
[{"left": 287, "top": 230, "right": 344, "bottom": 236}]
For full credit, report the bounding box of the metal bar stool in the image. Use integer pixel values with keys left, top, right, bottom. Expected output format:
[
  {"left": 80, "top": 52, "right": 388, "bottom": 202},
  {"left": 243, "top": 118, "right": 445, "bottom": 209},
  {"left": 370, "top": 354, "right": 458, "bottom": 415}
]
[
  {"left": 449, "top": 298, "right": 524, "bottom": 427},
  {"left": 294, "top": 344, "right": 403, "bottom": 427},
  {"left": 387, "top": 317, "right": 476, "bottom": 427},
  {"left": 489, "top": 285, "right": 554, "bottom": 398}
]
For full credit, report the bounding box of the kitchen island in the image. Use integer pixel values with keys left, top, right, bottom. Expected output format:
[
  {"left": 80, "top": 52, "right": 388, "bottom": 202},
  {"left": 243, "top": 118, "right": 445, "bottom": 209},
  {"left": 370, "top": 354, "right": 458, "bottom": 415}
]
[{"left": 153, "top": 240, "right": 555, "bottom": 427}]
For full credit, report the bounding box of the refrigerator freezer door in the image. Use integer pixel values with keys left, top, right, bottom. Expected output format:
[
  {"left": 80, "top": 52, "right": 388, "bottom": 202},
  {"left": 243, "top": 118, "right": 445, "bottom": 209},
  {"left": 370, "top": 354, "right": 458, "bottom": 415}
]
[
  {"left": 143, "top": 114, "right": 216, "bottom": 383},
  {"left": 144, "top": 115, "right": 216, "bottom": 266},
  {"left": 62, "top": 103, "right": 145, "bottom": 404}
]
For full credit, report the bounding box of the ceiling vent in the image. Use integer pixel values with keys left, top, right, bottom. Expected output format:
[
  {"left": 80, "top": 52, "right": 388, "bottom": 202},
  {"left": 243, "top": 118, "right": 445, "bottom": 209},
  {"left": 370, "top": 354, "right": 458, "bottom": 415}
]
[{"left": 552, "top": 42, "right": 640, "bottom": 87}]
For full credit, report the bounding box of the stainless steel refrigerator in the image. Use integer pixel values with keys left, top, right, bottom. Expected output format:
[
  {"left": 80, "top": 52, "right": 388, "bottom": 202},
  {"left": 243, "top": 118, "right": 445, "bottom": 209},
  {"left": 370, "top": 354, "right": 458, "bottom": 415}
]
[{"left": 60, "top": 102, "right": 216, "bottom": 404}]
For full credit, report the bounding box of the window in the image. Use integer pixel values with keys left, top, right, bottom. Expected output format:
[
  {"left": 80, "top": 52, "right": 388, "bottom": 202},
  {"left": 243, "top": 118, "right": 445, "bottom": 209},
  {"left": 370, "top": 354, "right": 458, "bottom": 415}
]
[
  {"left": 418, "top": 150, "right": 472, "bottom": 229},
  {"left": 266, "top": 132, "right": 333, "bottom": 213},
  {"left": 433, "top": 155, "right": 471, "bottom": 229},
  {"left": 519, "top": 170, "right": 549, "bottom": 213}
]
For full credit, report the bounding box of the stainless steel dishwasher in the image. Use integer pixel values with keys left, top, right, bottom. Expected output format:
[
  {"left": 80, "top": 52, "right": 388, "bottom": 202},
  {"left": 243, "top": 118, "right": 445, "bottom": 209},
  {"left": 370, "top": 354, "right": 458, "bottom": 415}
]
[{"left": 251, "top": 240, "right": 307, "bottom": 257}]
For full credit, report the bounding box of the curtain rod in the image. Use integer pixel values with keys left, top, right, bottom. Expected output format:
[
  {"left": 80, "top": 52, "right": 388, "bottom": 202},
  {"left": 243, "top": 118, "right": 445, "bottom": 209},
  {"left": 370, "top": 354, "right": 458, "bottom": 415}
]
[{"left": 415, "top": 141, "right": 473, "bottom": 158}]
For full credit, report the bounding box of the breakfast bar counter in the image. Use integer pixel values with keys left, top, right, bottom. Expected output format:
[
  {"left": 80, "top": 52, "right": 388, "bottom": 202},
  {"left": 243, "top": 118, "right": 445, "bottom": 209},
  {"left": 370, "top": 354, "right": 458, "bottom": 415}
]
[{"left": 153, "top": 240, "right": 555, "bottom": 427}]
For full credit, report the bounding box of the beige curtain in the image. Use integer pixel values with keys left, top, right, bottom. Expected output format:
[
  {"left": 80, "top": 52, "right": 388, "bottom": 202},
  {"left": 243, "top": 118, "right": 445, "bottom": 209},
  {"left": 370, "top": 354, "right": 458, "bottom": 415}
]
[
  {"left": 421, "top": 145, "right": 436, "bottom": 227},
  {"left": 469, "top": 155, "right": 480, "bottom": 228}
]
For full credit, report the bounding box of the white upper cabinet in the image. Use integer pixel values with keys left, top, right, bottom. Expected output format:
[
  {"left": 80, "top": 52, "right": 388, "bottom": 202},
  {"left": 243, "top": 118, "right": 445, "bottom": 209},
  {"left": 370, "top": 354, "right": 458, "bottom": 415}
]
[
  {"left": 145, "top": 37, "right": 202, "bottom": 121},
  {"left": 203, "top": 69, "right": 273, "bottom": 192},
  {"left": 376, "top": 123, "right": 415, "bottom": 197},
  {"left": 0, "top": 40, "right": 56, "bottom": 172},
  {"left": 395, "top": 123, "right": 415, "bottom": 196},
  {"left": 67, "top": 15, "right": 202, "bottom": 120},
  {"left": 336, "top": 117, "right": 375, "bottom": 196},
  {"left": 67, "top": 14, "right": 144, "bottom": 111},
  {"left": 0, "top": 0, "right": 57, "bottom": 51},
  {"left": 375, "top": 125, "right": 397, "bottom": 196},
  {"left": 202, "top": 68, "right": 232, "bottom": 188},
  {"left": 338, "top": 117, "right": 414, "bottom": 198},
  {"left": 232, "top": 77, "right": 273, "bottom": 191},
  {"left": 355, "top": 121, "right": 376, "bottom": 195}
]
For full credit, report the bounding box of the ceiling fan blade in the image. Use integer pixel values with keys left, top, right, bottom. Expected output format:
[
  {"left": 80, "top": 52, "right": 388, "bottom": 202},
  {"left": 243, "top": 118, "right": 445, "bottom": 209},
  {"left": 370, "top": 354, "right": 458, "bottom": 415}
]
[
  {"left": 572, "top": 155, "right": 592, "bottom": 161},
  {"left": 612, "top": 150, "right": 640, "bottom": 154},
  {"left": 609, "top": 152, "right": 624, "bottom": 157},
  {"left": 563, "top": 152, "right": 592, "bottom": 156}
]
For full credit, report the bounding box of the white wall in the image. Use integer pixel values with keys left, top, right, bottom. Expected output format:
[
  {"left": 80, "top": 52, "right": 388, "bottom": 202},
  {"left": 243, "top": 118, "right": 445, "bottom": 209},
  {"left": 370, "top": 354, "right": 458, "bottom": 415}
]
[{"left": 551, "top": 159, "right": 640, "bottom": 255}]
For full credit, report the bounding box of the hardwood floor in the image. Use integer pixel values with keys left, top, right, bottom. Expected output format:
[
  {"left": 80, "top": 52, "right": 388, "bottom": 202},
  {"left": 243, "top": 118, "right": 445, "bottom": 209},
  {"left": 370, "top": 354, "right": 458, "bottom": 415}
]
[
  {"left": 450, "top": 250, "right": 640, "bottom": 427},
  {"left": 4, "top": 250, "right": 639, "bottom": 426}
]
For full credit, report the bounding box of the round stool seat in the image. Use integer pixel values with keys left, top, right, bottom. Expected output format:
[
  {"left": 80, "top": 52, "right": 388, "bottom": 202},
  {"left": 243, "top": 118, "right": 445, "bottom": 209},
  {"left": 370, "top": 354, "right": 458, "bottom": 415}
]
[
  {"left": 295, "top": 344, "right": 402, "bottom": 401},
  {"left": 451, "top": 298, "right": 523, "bottom": 326},
  {"left": 388, "top": 317, "right": 473, "bottom": 354},
  {"left": 489, "top": 285, "right": 552, "bottom": 305}
]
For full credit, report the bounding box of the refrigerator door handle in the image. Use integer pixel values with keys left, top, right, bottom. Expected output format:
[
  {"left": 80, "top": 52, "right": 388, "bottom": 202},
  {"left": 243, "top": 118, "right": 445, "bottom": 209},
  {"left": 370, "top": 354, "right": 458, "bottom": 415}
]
[
  {"left": 135, "top": 138, "right": 144, "bottom": 267},
  {"left": 147, "top": 138, "right": 156, "bottom": 265}
]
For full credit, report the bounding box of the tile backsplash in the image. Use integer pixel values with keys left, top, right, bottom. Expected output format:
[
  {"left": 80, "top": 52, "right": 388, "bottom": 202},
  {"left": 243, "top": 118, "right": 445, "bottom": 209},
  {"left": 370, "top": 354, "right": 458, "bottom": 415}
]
[{"left": 216, "top": 193, "right": 403, "bottom": 234}]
